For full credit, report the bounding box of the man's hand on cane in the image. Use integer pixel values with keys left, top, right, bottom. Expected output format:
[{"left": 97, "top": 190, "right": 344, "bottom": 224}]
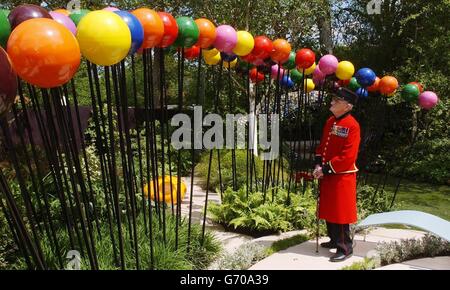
[{"left": 313, "top": 165, "right": 324, "bottom": 179}]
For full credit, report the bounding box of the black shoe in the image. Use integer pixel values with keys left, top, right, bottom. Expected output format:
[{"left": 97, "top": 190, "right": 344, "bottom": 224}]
[
  {"left": 320, "top": 241, "right": 337, "bottom": 249},
  {"left": 329, "top": 251, "right": 353, "bottom": 262}
]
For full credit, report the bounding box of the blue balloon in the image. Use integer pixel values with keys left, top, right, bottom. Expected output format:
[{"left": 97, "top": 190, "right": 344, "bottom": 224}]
[
  {"left": 281, "top": 75, "right": 294, "bottom": 89},
  {"left": 355, "top": 68, "right": 376, "bottom": 87},
  {"left": 114, "top": 11, "right": 144, "bottom": 55},
  {"left": 356, "top": 87, "right": 368, "bottom": 99},
  {"left": 220, "top": 52, "right": 237, "bottom": 62}
]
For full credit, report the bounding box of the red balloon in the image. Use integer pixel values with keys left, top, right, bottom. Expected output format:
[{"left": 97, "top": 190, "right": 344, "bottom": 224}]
[
  {"left": 409, "top": 81, "right": 424, "bottom": 93},
  {"left": 8, "top": 4, "right": 51, "bottom": 30},
  {"left": 295, "top": 48, "right": 315, "bottom": 69},
  {"left": 157, "top": 12, "right": 178, "bottom": 48},
  {"left": 270, "top": 39, "right": 291, "bottom": 63},
  {"left": 241, "top": 53, "right": 256, "bottom": 63},
  {"left": 367, "top": 76, "right": 380, "bottom": 92},
  {"left": 0, "top": 47, "right": 17, "bottom": 116},
  {"left": 184, "top": 45, "right": 200, "bottom": 60},
  {"left": 249, "top": 67, "right": 264, "bottom": 83},
  {"left": 251, "top": 36, "right": 273, "bottom": 60},
  {"left": 338, "top": 79, "right": 350, "bottom": 87}
]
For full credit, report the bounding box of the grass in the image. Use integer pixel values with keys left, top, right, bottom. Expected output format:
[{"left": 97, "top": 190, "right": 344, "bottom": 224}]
[
  {"left": 265, "top": 234, "right": 310, "bottom": 256},
  {"left": 11, "top": 211, "right": 222, "bottom": 270},
  {"left": 365, "top": 174, "right": 450, "bottom": 221}
]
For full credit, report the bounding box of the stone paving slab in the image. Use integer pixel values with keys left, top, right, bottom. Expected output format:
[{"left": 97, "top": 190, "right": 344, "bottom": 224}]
[
  {"left": 375, "top": 257, "right": 450, "bottom": 270},
  {"left": 249, "top": 237, "right": 364, "bottom": 270},
  {"left": 249, "top": 228, "right": 435, "bottom": 270}
]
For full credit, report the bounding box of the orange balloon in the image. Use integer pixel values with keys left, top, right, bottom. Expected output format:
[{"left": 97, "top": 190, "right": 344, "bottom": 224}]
[
  {"left": 367, "top": 76, "right": 380, "bottom": 92},
  {"left": 131, "top": 8, "right": 164, "bottom": 49},
  {"left": 270, "top": 39, "right": 291, "bottom": 63},
  {"left": 379, "top": 76, "right": 398, "bottom": 95},
  {"left": 7, "top": 18, "right": 80, "bottom": 89},
  {"left": 194, "top": 18, "right": 216, "bottom": 49},
  {"left": 54, "top": 9, "right": 70, "bottom": 16}
]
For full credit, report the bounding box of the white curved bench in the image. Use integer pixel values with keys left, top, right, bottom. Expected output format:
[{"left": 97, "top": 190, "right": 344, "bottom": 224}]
[{"left": 356, "top": 210, "right": 450, "bottom": 242}]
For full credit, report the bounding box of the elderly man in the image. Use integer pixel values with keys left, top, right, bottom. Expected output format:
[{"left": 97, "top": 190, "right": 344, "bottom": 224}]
[{"left": 313, "top": 87, "right": 361, "bottom": 262}]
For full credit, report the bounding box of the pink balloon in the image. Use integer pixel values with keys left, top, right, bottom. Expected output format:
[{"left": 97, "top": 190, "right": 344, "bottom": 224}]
[
  {"left": 214, "top": 25, "right": 237, "bottom": 53},
  {"left": 103, "top": 7, "right": 120, "bottom": 12},
  {"left": 49, "top": 11, "right": 77, "bottom": 35},
  {"left": 318, "top": 54, "right": 338, "bottom": 75},
  {"left": 418, "top": 91, "right": 438, "bottom": 110},
  {"left": 271, "top": 64, "right": 285, "bottom": 80},
  {"left": 313, "top": 66, "right": 325, "bottom": 80}
]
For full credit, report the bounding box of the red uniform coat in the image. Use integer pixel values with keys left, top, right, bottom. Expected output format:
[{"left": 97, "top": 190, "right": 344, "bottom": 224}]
[{"left": 315, "top": 113, "right": 360, "bottom": 224}]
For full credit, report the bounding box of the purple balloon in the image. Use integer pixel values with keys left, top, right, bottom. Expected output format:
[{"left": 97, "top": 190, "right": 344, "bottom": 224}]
[
  {"left": 418, "top": 91, "right": 438, "bottom": 110},
  {"left": 49, "top": 11, "right": 76, "bottom": 35},
  {"left": 0, "top": 47, "right": 17, "bottom": 116},
  {"left": 214, "top": 25, "right": 237, "bottom": 53},
  {"left": 313, "top": 66, "right": 325, "bottom": 80},
  {"left": 318, "top": 54, "right": 338, "bottom": 75},
  {"left": 8, "top": 4, "right": 51, "bottom": 30},
  {"left": 103, "top": 7, "right": 120, "bottom": 12},
  {"left": 271, "top": 64, "right": 285, "bottom": 80},
  {"left": 313, "top": 76, "right": 325, "bottom": 87}
]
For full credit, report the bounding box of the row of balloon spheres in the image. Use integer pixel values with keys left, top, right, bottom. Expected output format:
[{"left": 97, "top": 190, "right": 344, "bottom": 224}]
[{"left": 0, "top": 4, "right": 439, "bottom": 117}]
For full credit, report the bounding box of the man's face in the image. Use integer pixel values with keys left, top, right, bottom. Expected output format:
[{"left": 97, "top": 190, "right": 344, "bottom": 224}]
[{"left": 330, "top": 96, "right": 352, "bottom": 116}]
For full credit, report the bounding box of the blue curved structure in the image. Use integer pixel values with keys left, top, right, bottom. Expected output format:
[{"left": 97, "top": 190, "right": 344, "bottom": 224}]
[{"left": 356, "top": 210, "right": 450, "bottom": 242}]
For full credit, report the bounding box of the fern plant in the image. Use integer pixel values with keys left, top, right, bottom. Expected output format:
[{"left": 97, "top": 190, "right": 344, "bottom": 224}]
[{"left": 208, "top": 186, "right": 319, "bottom": 236}]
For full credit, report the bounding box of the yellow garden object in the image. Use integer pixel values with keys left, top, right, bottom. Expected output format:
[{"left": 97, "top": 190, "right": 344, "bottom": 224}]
[{"left": 143, "top": 176, "right": 187, "bottom": 204}]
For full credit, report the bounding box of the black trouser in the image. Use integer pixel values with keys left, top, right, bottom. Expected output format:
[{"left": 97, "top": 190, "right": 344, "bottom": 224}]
[{"left": 326, "top": 221, "right": 353, "bottom": 255}]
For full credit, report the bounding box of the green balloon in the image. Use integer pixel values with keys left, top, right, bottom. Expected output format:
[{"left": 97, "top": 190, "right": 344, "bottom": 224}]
[
  {"left": 0, "top": 13, "right": 11, "bottom": 48},
  {"left": 174, "top": 17, "right": 199, "bottom": 48},
  {"left": 282, "top": 51, "right": 296, "bottom": 70},
  {"left": 348, "top": 77, "right": 361, "bottom": 91},
  {"left": 69, "top": 9, "right": 90, "bottom": 26},
  {"left": 0, "top": 9, "right": 10, "bottom": 17},
  {"left": 401, "top": 84, "right": 420, "bottom": 102},
  {"left": 290, "top": 69, "right": 303, "bottom": 84}
]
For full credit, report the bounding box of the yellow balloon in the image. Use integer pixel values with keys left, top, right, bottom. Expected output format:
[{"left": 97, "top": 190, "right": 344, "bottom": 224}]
[
  {"left": 232, "top": 31, "right": 254, "bottom": 56},
  {"left": 204, "top": 52, "right": 221, "bottom": 65},
  {"left": 336, "top": 61, "right": 355, "bottom": 80},
  {"left": 202, "top": 48, "right": 219, "bottom": 58},
  {"left": 304, "top": 78, "right": 315, "bottom": 93},
  {"left": 143, "top": 176, "right": 186, "bottom": 205},
  {"left": 304, "top": 62, "right": 316, "bottom": 75},
  {"left": 223, "top": 58, "right": 237, "bottom": 69},
  {"left": 77, "top": 11, "right": 131, "bottom": 66}
]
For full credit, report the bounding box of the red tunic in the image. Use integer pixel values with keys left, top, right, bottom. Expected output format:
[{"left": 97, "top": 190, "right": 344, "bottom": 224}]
[{"left": 315, "top": 113, "right": 360, "bottom": 224}]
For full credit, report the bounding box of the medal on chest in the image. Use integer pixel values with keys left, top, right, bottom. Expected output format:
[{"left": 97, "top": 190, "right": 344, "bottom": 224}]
[{"left": 331, "top": 124, "right": 349, "bottom": 138}]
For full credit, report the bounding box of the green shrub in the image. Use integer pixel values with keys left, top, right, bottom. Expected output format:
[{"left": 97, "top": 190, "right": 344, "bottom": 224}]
[
  {"left": 214, "top": 242, "right": 267, "bottom": 270},
  {"left": 208, "top": 186, "right": 322, "bottom": 236},
  {"left": 377, "top": 234, "right": 450, "bottom": 266},
  {"left": 0, "top": 210, "right": 19, "bottom": 270},
  {"left": 341, "top": 257, "right": 379, "bottom": 270}
]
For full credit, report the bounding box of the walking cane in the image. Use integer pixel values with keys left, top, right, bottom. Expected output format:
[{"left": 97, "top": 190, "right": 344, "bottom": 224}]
[{"left": 313, "top": 178, "right": 320, "bottom": 253}]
